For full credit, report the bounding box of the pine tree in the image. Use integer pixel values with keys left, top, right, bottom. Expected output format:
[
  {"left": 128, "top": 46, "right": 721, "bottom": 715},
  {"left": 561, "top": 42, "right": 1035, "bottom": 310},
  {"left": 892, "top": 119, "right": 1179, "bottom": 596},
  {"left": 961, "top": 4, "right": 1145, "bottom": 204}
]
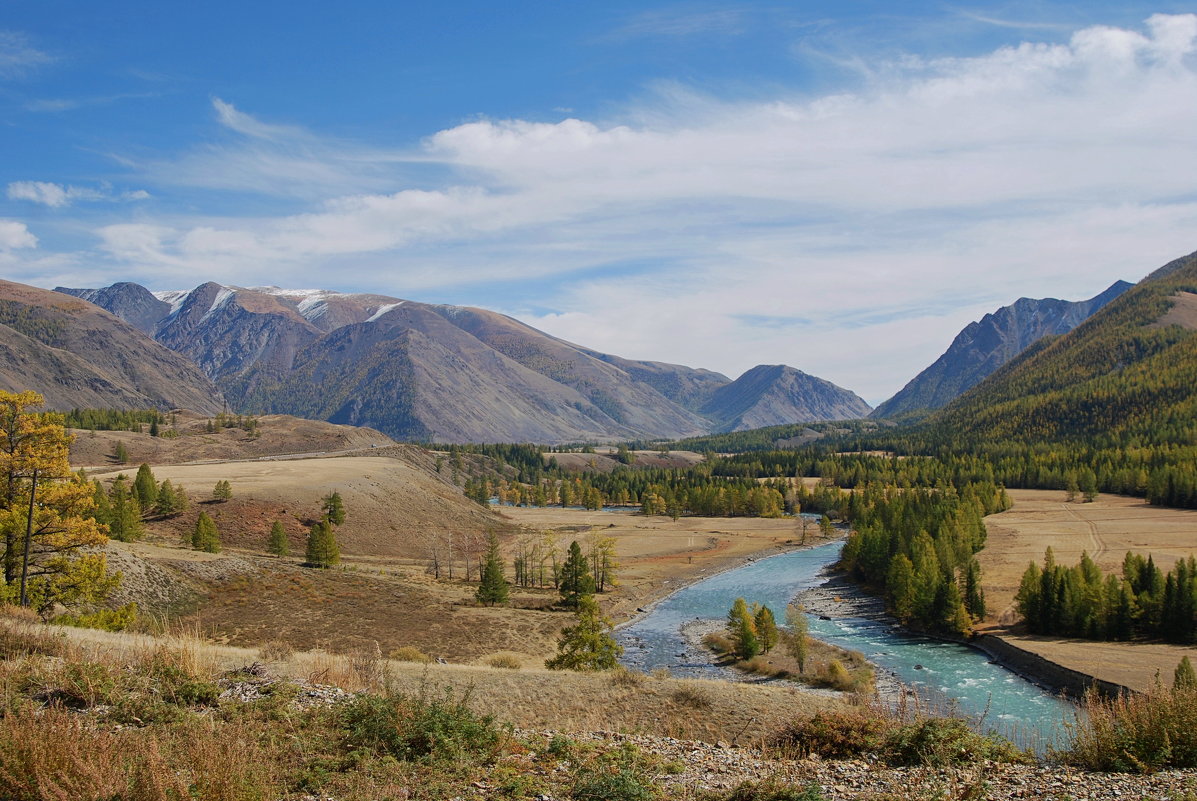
[
  {"left": 558, "top": 540, "right": 595, "bottom": 609},
  {"left": 267, "top": 521, "right": 290, "bottom": 557},
  {"left": 305, "top": 520, "right": 340, "bottom": 568},
  {"left": 192, "top": 511, "right": 220, "bottom": 553},
  {"left": 545, "top": 594, "right": 623, "bottom": 671},
  {"left": 476, "top": 531, "right": 509, "bottom": 606},
  {"left": 212, "top": 480, "right": 233, "bottom": 503},
  {"left": 133, "top": 463, "right": 158, "bottom": 512},
  {"left": 727, "top": 597, "right": 760, "bottom": 660},
  {"left": 322, "top": 490, "right": 346, "bottom": 525},
  {"left": 753, "top": 604, "right": 779, "bottom": 653},
  {"left": 155, "top": 479, "right": 187, "bottom": 517}
]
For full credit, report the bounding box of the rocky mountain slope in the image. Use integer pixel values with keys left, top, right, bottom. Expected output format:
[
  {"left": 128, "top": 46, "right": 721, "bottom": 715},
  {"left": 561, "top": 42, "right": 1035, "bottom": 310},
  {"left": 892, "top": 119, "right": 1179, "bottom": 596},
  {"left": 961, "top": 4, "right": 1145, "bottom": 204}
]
[
  {"left": 930, "top": 250, "right": 1197, "bottom": 443},
  {"left": 701, "top": 365, "right": 872, "bottom": 432},
  {"left": 872, "top": 280, "right": 1131, "bottom": 419},
  {"left": 0, "top": 280, "right": 222, "bottom": 413},
  {"left": 55, "top": 281, "right": 871, "bottom": 442}
]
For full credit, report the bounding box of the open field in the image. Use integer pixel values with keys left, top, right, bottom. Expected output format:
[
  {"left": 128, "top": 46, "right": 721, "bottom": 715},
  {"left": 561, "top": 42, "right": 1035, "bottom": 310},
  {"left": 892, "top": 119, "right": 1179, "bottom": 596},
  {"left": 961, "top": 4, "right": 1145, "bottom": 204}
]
[
  {"left": 979, "top": 489, "right": 1197, "bottom": 692},
  {"left": 497, "top": 506, "right": 835, "bottom": 624}
]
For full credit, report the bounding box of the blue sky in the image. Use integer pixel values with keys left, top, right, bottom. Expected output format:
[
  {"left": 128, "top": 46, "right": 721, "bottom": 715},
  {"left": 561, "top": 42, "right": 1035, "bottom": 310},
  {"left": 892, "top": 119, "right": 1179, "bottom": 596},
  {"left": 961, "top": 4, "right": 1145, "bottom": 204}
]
[{"left": 2, "top": 2, "right": 1196, "bottom": 404}]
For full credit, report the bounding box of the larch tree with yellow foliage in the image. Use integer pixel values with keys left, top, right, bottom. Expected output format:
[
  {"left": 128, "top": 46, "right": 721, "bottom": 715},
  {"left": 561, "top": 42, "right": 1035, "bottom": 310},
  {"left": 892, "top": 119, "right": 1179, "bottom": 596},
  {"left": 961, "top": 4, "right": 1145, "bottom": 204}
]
[{"left": 0, "top": 390, "right": 114, "bottom": 610}]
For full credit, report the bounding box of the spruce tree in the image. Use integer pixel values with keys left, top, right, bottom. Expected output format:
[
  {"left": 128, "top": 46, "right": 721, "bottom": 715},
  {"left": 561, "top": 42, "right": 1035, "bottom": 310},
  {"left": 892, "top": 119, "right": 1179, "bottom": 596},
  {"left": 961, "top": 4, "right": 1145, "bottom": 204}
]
[
  {"left": 133, "top": 463, "right": 158, "bottom": 512},
  {"left": 192, "top": 512, "right": 220, "bottom": 553},
  {"left": 475, "top": 531, "right": 509, "bottom": 606},
  {"left": 267, "top": 521, "right": 290, "bottom": 557},
  {"left": 558, "top": 540, "right": 595, "bottom": 609},
  {"left": 305, "top": 520, "right": 340, "bottom": 568},
  {"left": 322, "top": 490, "right": 346, "bottom": 525},
  {"left": 212, "top": 480, "right": 233, "bottom": 502},
  {"left": 155, "top": 479, "right": 187, "bottom": 517},
  {"left": 107, "top": 477, "right": 144, "bottom": 542},
  {"left": 545, "top": 594, "right": 623, "bottom": 671}
]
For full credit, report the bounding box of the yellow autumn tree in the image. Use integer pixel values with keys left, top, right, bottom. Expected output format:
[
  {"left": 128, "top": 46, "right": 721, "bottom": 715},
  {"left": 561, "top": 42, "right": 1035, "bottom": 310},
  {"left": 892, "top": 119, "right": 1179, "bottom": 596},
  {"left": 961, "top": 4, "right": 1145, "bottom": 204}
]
[{"left": 0, "top": 390, "right": 113, "bottom": 610}]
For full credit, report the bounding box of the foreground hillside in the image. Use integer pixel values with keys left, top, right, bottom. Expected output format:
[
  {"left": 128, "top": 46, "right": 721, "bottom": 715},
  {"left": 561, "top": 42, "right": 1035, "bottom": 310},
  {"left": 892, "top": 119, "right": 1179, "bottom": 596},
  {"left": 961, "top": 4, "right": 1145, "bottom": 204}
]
[
  {"left": 57, "top": 280, "right": 871, "bottom": 442},
  {"left": 5, "top": 613, "right": 1197, "bottom": 800}
]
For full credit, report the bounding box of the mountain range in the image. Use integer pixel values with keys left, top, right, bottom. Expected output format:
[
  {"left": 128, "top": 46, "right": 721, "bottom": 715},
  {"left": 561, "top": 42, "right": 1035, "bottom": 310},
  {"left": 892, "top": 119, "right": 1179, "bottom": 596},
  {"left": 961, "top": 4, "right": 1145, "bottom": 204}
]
[
  {"left": 871, "top": 280, "right": 1132, "bottom": 419},
  {"left": 54, "top": 281, "right": 870, "bottom": 442}
]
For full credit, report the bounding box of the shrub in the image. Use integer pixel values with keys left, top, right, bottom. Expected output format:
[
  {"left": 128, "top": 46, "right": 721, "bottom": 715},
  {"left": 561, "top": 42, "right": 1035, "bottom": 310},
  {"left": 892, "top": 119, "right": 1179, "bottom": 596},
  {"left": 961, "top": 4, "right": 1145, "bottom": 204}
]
[
  {"left": 722, "top": 781, "right": 827, "bottom": 801},
  {"left": 571, "top": 766, "right": 656, "bottom": 801},
  {"left": 483, "top": 652, "right": 523, "bottom": 670},
  {"left": 608, "top": 667, "right": 646, "bottom": 688},
  {"left": 341, "top": 687, "right": 506, "bottom": 764},
  {"left": 881, "top": 717, "right": 1027, "bottom": 767},
  {"left": 1060, "top": 685, "right": 1197, "bottom": 772},
  {"left": 389, "top": 646, "right": 430, "bottom": 663},
  {"left": 53, "top": 603, "right": 138, "bottom": 632},
  {"left": 773, "top": 710, "right": 885, "bottom": 758},
  {"left": 671, "top": 684, "right": 713, "bottom": 710},
  {"left": 258, "top": 640, "right": 295, "bottom": 663}
]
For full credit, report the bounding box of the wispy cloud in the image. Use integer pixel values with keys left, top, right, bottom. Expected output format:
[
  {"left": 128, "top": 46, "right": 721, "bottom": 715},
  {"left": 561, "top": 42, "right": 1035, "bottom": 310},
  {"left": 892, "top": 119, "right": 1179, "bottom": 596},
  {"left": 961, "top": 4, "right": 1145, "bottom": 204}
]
[
  {"left": 61, "top": 14, "right": 1197, "bottom": 399},
  {"left": 954, "top": 9, "right": 1075, "bottom": 32},
  {"left": 0, "top": 30, "right": 51, "bottom": 78},
  {"left": 7, "top": 181, "right": 150, "bottom": 208},
  {"left": 603, "top": 7, "right": 748, "bottom": 41},
  {"left": 25, "top": 91, "right": 161, "bottom": 113}
]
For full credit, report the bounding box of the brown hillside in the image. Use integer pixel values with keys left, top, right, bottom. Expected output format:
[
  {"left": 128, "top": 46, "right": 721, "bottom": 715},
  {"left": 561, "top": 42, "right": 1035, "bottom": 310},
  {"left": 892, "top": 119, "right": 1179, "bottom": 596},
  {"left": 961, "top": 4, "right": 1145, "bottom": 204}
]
[
  {"left": 70, "top": 411, "right": 396, "bottom": 467},
  {"left": 89, "top": 455, "right": 510, "bottom": 560}
]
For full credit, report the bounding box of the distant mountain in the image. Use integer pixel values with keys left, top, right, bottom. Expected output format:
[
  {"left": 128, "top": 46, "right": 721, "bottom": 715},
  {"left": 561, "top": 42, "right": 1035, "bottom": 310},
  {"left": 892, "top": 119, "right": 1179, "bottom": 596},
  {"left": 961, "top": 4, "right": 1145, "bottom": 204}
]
[
  {"left": 0, "top": 280, "right": 222, "bottom": 413},
  {"left": 930, "top": 250, "right": 1197, "bottom": 444},
  {"left": 56, "top": 282, "right": 871, "bottom": 443},
  {"left": 872, "top": 280, "right": 1132, "bottom": 419},
  {"left": 700, "top": 365, "right": 871, "bottom": 432}
]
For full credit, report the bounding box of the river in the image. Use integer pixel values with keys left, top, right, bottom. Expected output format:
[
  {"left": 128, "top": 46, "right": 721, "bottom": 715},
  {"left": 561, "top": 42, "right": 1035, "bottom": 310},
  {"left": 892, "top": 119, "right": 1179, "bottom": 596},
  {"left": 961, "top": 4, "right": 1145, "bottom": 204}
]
[{"left": 616, "top": 540, "right": 1074, "bottom": 747}]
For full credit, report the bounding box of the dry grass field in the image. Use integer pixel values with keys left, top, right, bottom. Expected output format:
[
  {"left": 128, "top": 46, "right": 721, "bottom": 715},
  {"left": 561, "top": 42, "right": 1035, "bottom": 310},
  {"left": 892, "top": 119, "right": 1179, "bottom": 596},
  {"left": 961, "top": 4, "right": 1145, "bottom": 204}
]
[
  {"left": 89, "top": 455, "right": 508, "bottom": 560},
  {"left": 980, "top": 489, "right": 1197, "bottom": 691},
  {"left": 16, "top": 614, "right": 847, "bottom": 745}
]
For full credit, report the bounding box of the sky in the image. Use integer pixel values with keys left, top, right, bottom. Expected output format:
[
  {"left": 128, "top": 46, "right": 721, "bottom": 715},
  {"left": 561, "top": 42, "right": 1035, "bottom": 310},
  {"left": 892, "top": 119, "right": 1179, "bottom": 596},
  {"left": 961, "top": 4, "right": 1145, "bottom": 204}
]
[{"left": 2, "top": 2, "right": 1196, "bottom": 405}]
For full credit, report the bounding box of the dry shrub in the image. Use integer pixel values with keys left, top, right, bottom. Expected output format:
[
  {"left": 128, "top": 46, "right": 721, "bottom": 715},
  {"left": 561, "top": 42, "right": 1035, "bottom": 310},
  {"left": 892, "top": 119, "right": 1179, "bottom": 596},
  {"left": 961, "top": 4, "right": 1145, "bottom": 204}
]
[
  {"left": 352, "top": 642, "right": 389, "bottom": 692},
  {"left": 483, "top": 652, "right": 523, "bottom": 670},
  {"left": 773, "top": 709, "right": 886, "bottom": 758},
  {"left": 1061, "top": 684, "right": 1197, "bottom": 772},
  {"left": 671, "top": 683, "right": 713, "bottom": 710},
  {"left": 0, "top": 707, "right": 133, "bottom": 799},
  {"left": 298, "top": 648, "right": 359, "bottom": 688},
  {"left": 650, "top": 667, "right": 671, "bottom": 680},
  {"left": 607, "top": 666, "right": 646, "bottom": 688},
  {"left": 812, "top": 659, "right": 872, "bottom": 693},
  {"left": 0, "top": 612, "right": 68, "bottom": 659},
  {"left": 390, "top": 646, "right": 431, "bottom": 664},
  {"left": 258, "top": 639, "right": 295, "bottom": 663},
  {"left": 702, "top": 631, "right": 734, "bottom": 655}
]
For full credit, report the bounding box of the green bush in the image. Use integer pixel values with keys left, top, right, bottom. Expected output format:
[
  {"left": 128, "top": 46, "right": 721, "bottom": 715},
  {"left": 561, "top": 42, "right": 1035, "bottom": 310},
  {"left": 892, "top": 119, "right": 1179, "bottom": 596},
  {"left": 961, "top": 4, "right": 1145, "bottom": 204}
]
[
  {"left": 722, "top": 781, "right": 827, "bottom": 801},
  {"left": 341, "top": 687, "right": 506, "bottom": 764},
  {"left": 53, "top": 603, "right": 138, "bottom": 632},
  {"left": 881, "top": 717, "right": 1027, "bottom": 767},
  {"left": 571, "top": 766, "right": 655, "bottom": 801}
]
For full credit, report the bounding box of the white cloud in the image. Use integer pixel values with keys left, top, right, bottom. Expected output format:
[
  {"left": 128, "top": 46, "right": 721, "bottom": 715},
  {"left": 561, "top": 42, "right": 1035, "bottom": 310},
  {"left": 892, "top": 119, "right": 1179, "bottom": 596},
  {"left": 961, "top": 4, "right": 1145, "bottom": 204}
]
[
  {"left": 0, "top": 30, "right": 50, "bottom": 78},
  {"left": 0, "top": 220, "right": 37, "bottom": 250},
  {"left": 64, "top": 14, "right": 1197, "bottom": 399},
  {"left": 7, "top": 181, "right": 150, "bottom": 208}
]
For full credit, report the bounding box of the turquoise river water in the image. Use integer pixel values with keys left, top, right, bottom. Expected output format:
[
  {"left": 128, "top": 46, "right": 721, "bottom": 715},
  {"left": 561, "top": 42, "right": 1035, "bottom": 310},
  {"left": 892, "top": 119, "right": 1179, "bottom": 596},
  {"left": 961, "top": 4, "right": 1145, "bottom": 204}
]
[{"left": 615, "top": 540, "right": 1075, "bottom": 746}]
